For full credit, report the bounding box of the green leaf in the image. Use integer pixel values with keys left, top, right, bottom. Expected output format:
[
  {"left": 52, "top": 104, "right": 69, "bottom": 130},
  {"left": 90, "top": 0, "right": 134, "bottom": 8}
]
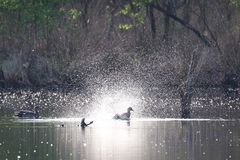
[
  {"left": 68, "top": 8, "right": 81, "bottom": 20},
  {"left": 118, "top": 23, "right": 134, "bottom": 30}
]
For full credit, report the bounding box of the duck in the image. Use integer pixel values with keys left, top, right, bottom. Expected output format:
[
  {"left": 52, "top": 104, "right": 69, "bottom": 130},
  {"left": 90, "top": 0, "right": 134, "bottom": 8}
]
[
  {"left": 80, "top": 118, "right": 93, "bottom": 128},
  {"left": 113, "top": 107, "right": 134, "bottom": 120},
  {"left": 15, "top": 107, "right": 40, "bottom": 119}
]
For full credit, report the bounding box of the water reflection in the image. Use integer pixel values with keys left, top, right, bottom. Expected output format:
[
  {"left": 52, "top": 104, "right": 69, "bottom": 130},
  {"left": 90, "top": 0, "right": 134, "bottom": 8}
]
[{"left": 0, "top": 119, "right": 239, "bottom": 160}]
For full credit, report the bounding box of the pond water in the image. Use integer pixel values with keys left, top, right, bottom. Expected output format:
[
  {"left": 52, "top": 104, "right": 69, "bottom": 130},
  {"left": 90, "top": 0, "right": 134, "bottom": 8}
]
[
  {"left": 0, "top": 118, "right": 239, "bottom": 160},
  {"left": 1, "top": 88, "right": 240, "bottom": 119}
]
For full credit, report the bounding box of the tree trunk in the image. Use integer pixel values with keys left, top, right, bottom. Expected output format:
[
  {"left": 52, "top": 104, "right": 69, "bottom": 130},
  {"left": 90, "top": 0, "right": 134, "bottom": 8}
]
[
  {"left": 179, "top": 49, "right": 195, "bottom": 119},
  {"left": 179, "top": 87, "right": 192, "bottom": 118},
  {"left": 80, "top": 0, "right": 90, "bottom": 32},
  {"left": 163, "top": 1, "right": 171, "bottom": 39},
  {"left": 163, "top": 12, "right": 170, "bottom": 39},
  {"left": 148, "top": 5, "right": 156, "bottom": 39}
]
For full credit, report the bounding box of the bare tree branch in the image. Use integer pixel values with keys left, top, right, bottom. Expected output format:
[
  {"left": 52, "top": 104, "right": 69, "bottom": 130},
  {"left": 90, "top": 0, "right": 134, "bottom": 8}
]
[{"left": 149, "top": 2, "right": 212, "bottom": 47}]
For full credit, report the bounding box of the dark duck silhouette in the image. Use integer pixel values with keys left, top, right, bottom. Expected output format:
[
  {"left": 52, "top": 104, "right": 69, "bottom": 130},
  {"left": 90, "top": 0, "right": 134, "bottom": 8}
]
[
  {"left": 80, "top": 118, "right": 93, "bottom": 128},
  {"left": 113, "top": 107, "right": 134, "bottom": 120},
  {"left": 15, "top": 107, "right": 40, "bottom": 119}
]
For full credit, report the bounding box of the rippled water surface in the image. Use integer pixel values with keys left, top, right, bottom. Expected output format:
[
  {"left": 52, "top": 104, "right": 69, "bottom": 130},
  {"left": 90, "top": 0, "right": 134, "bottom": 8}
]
[{"left": 0, "top": 118, "right": 240, "bottom": 160}]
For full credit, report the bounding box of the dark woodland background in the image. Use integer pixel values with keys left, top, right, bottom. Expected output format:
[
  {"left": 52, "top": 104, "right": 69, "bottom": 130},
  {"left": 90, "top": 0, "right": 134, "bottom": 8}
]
[{"left": 0, "top": 0, "right": 240, "bottom": 118}]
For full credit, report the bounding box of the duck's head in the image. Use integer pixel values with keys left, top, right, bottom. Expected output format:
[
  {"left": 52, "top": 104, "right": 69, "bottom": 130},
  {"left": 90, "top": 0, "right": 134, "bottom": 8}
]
[
  {"left": 81, "top": 118, "right": 85, "bottom": 123},
  {"left": 127, "top": 107, "right": 134, "bottom": 112}
]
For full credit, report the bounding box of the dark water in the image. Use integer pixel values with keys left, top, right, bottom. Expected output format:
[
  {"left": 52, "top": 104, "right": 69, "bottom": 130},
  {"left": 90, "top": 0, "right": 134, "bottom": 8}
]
[{"left": 0, "top": 118, "right": 240, "bottom": 160}]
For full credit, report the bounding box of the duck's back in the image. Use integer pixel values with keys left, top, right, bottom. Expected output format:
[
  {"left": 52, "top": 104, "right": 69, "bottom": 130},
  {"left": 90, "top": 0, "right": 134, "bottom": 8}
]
[
  {"left": 119, "top": 112, "right": 130, "bottom": 120},
  {"left": 17, "top": 110, "right": 36, "bottom": 118}
]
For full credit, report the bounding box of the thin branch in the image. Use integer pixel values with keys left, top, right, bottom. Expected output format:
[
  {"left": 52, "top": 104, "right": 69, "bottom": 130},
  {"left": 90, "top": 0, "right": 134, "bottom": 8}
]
[{"left": 149, "top": 2, "right": 212, "bottom": 47}]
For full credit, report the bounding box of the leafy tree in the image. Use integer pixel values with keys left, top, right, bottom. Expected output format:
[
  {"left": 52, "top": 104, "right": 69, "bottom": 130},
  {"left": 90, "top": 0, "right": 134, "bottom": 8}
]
[
  {"left": 231, "top": 0, "right": 240, "bottom": 7},
  {"left": 118, "top": 0, "right": 147, "bottom": 30},
  {"left": 0, "top": 0, "right": 81, "bottom": 37}
]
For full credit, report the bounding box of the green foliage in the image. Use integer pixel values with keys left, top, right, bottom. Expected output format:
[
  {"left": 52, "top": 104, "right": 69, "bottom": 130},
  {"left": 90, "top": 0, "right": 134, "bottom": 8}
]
[
  {"left": 118, "top": 0, "right": 152, "bottom": 29},
  {"left": 119, "top": 23, "right": 134, "bottom": 30},
  {"left": 120, "top": 5, "right": 144, "bottom": 24},
  {"left": 0, "top": 0, "right": 19, "bottom": 10},
  {"left": 231, "top": 0, "right": 240, "bottom": 7},
  {"left": 0, "top": 0, "right": 79, "bottom": 36},
  {"left": 68, "top": 8, "right": 81, "bottom": 21}
]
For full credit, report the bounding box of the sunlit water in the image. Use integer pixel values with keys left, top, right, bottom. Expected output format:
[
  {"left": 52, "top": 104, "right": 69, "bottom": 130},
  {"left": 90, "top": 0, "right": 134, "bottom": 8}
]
[
  {"left": 1, "top": 88, "right": 240, "bottom": 118},
  {"left": 0, "top": 118, "right": 240, "bottom": 160}
]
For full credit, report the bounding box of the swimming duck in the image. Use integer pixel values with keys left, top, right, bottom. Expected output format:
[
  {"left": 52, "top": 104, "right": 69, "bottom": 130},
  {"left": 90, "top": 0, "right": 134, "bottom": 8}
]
[
  {"left": 113, "top": 107, "right": 134, "bottom": 120},
  {"left": 80, "top": 118, "right": 93, "bottom": 128},
  {"left": 15, "top": 107, "right": 40, "bottom": 119}
]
